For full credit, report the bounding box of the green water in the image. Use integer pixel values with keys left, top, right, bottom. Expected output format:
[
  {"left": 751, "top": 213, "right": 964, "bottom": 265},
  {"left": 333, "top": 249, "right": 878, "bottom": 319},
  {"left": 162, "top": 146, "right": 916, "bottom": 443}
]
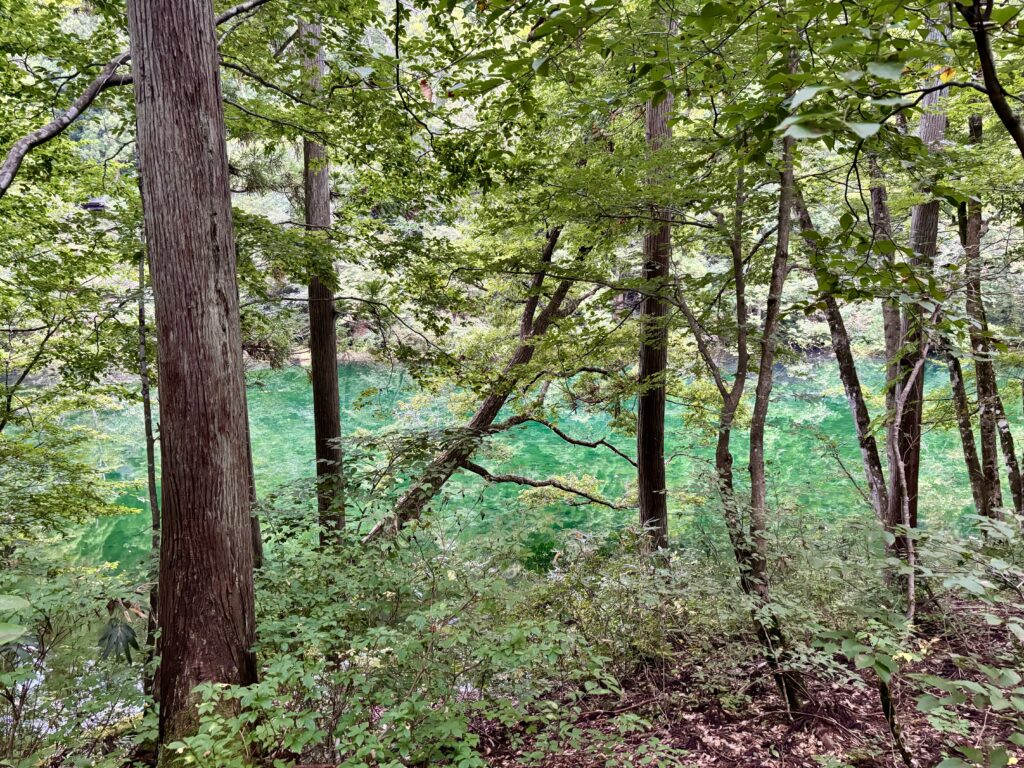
[{"left": 72, "top": 360, "right": 981, "bottom": 569}]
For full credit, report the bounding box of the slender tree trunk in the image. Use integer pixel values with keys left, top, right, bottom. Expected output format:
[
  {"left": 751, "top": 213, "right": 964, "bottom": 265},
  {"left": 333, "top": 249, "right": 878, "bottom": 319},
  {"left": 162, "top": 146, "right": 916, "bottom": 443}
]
[
  {"left": 884, "top": 70, "right": 947, "bottom": 551},
  {"left": 714, "top": 174, "right": 750, "bottom": 559},
  {"left": 244, "top": 413, "right": 263, "bottom": 569},
  {"left": 869, "top": 158, "right": 903, "bottom": 421},
  {"left": 127, "top": 0, "right": 257, "bottom": 750},
  {"left": 703, "top": 169, "right": 807, "bottom": 713},
  {"left": 363, "top": 228, "right": 572, "bottom": 542},
  {"left": 961, "top": 115, "right": 1021, "bottom": 516},
  {"left": 748, "top": 132, "right": 794, "bottom": 562},
  {"left": 637, "top": 88, "right": 673, "bottom": 549},
  {"left": 794, "top": 190, "right": 888, "bottom": 520},
  {"left": 870, "top": 157, "right": 909, "bottom": 548},
  {"left": 745, "top": 132, "right": 807, "bottom": 712},
  {"left": 945, "top": 343, "right": 987, "bottom": 514},
  {"left": 138, "top": 255, "right": 160, "bottom": 701},
  {"left": 300, "top": 19, "right": 344, "bottom": 540}
]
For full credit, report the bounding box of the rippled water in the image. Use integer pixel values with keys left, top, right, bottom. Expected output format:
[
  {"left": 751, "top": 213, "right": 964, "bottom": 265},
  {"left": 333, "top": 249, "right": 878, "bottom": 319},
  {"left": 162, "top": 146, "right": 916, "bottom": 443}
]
[{"left": 70, "top": 360, "right": 982, "bottom": 569}]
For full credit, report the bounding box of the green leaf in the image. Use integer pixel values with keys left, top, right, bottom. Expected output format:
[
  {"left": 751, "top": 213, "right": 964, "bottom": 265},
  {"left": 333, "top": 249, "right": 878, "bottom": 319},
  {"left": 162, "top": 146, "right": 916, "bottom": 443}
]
[
  {"left": 846, "top": 121, "right": 880, "bottom": 139},
  {"left": 867, "top": 61, "right": 905, "bottom": 81},
  {"left": 1008, "top": 622, "right": 1024, "bottom": 644},
  {"left": 98, "top": 619, "right": 140, "bottom": 664},
  {"left": 0, "top": 595, "right": 30, "bottom": 612},
  {"left": 991, "top": 5, "right": 1020, "bottom": 24},
  {"left": 784, "top": 123, "right": 827, "bottom": 140},
  {"left": 695, "top": 2, "right": 727, "bottom": 32},
  {"left": 0, "top": 622, "right": 27, "bottom": 645},
  {"left": 791, "top": 86, "right": 829, "bottom": 109}
]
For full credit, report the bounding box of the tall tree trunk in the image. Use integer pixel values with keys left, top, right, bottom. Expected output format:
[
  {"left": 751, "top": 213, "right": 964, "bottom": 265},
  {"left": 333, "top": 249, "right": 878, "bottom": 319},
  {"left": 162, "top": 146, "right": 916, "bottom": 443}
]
[
  {"left": 745, "top": 132, "right": 807, "bottom": 712},
  {"left": 748, "top": 132, "right": 794, "bottom": 563},
  {"left": 695, "top": 169, "right": 807, "bottom": 714},
  {"left": 138, "top": 255, "right": 160, "bottom": 701},
  {"left": 869, "top": 157, "right": 902, "bottom": 420},
  {"left": 127, "top": 0, "right": 257, "bottom": 749},
  {"left": 961, "top": 115, "right": 1021, "bottom": 516},
  {"left": 793, "top": 190, "right": 888, "bottom": 519},
  {"left": 945, "top": 343, "right": 987, "bottom": 514},
  {"left": 363, "top": 228, "right": 572, "bottom": 542},
  {"left": 637, "top": 87, "right": 673, "bottom": 550},
  {"left": 300, "top": 19, "right": 344, "bottom": 540},
  {"left": 884, "top": 70, "right": 947, "bottom": 551},
  {"left": 870, "top": 157, "right": 909, "bottom": 545}
]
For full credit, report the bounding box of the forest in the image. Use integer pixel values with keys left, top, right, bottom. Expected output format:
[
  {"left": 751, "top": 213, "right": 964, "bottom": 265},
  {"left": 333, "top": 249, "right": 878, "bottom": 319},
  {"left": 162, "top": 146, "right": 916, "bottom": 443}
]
[{"left": 2, "top": 0, "right": 1024, "bottom": 765}]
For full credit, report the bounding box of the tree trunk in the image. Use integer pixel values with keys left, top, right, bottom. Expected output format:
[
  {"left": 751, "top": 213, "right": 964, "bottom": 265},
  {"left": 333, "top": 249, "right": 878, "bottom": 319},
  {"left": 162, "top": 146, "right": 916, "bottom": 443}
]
[
  {"left": 138, "top": 255, "right": 160, "bottom": 702},
  {"left": 794, "top": 190, "right": 888, "bottom": 520},
  {"left": 961, "top": 115, "right": 1021, "bottom": 516},
  {"left": 884, "top": 72, "right": 947, "bottom": 551},
  {"left": 869, "top": 158, "right": 902, "bottom": 422},
  {"left": 945, "top": 344, "right": 987, "bottom": 515},
  {"left": 127, "top": 0, "right": 257, "bottom": 749},
  {"left": 748, "top": 132, "right": 794, "bottom": 563},
  {"left": 300, "top": 19, "right": 344, "bottom": 540},
  {"left": 637, "top": 88, "right": 673, "bottom": 550},
  {"left": 702, "top": 169, "right": 807, "bottom": 714},
  {"left": 363, "top": 228, "right": 571, "bottom": 542}
]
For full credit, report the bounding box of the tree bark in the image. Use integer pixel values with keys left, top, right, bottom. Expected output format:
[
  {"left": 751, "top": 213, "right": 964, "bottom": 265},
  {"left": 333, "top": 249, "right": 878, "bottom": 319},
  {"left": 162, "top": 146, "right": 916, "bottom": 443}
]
[
  {"left": 884, "top": 69, "right": 947, "bottom": 550},
  {"left": 793, "top": 190, "right": 888, "bottom": 520},
  {"left": 300, "top": 19, "right": 344, "bottom": 541},
  {"left": 127, "top": 0, "right": 257, "bottom": 749},
  {"left": 945, "top": 343, "right": 987, "bottom": 515},
  {"left": 637, "top": 87, "right": 673, "bottom": 550},
  {"left": 681, "top": 167, "right": 807, "bottom": 713},
  {"left": 961, "top": 115, "right": 1021, "bottom": 516},
  {"left": 869, "top": 157, "right": 902, "bottom": 422},
  {"left": 138, "top": 255, "right": 160, "bottom": 702},
  {"left": 363, "top": 228, "right": 571, "bottom": 542},
  {"left": 748, "top": 132, "right": 794, "bottom": 562}
]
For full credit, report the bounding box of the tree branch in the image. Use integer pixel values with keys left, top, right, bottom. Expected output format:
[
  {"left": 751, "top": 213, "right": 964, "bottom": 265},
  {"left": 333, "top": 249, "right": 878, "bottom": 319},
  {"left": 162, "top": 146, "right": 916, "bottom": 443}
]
[
  {"left": 0, "top": 0, "right": 274, "bottom": 199},
  {"left": 522, "top": 417, "right": 637, "bottom": 467},
  {"left": 459, "top": 460, "right": 628, "bottom": 509},
  {"left": 955, "top": 0, "right": 1024, "bottom": 159}
]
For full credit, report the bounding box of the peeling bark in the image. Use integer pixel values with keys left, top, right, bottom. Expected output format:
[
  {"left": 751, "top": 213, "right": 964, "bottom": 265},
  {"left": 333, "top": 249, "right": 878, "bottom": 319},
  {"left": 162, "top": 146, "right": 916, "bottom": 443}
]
[{"left": 127, "top": 0, "right": 257, "bottom": 748}]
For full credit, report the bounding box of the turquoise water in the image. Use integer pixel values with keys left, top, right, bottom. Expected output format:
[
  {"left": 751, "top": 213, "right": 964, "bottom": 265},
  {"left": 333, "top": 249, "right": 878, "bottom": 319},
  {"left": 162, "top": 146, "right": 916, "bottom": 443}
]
[{"left": 71, "top": 360, "right": 979, "bottom": 569}]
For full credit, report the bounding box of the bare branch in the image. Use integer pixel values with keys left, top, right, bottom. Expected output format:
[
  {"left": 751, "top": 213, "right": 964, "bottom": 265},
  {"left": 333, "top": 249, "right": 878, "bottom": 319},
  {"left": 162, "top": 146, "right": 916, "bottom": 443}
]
[
  {"left": 459, "top": 460, "right": 629, "bottom": 509},
  {"left": 522, "top": 417, "right": 637, "bottom": 467}
]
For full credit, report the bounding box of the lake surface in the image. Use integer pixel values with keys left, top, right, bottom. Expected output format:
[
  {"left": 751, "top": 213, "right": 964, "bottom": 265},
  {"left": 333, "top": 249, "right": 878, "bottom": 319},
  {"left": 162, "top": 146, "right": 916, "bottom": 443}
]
[{"left": 70, "top": 360, "right": 981, "bottom": 569}]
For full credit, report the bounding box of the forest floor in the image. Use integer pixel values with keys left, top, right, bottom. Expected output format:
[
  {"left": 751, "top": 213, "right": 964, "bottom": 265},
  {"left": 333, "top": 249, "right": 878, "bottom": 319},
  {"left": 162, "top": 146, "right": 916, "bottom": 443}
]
[{"left": 479, "top": 600, "right": 1023, "bottom": 767}]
